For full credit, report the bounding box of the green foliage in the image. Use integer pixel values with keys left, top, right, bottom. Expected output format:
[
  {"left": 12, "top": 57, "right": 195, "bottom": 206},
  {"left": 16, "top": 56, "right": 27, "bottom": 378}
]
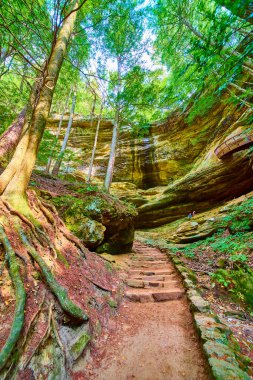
[
  {"left": 36, "top": 131, "right": 60, "bottom": 166},
  {"left": 152, "top": 0, "right": 252, "bottom": 116},
  {"left": 210, "top": 269, "right": 231, "bottom": 287},
  {"left": 107, "top": 298, "right": 117, "bottom": 308},
  {"left": 221, "top": 197, "right": 253, "bottom": 233},
  {"left": 0, "top": 74, "right": 29, "bottom": 133},
  {"left": 229, "top": 253, "right": 248, "bottom": 263},
  {"left": 186, "top": 93, "right": 218, "bottom": 123},
  {"left": 211, "top": 267, "right": 253, "bottom": 310}
]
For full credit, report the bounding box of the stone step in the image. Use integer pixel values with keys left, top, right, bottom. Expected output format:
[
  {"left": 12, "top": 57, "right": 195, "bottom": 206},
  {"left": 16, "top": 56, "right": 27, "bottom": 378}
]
[
  {"left": 125, "top": 288, "right": 184, "bottom": 303},
  {"left": 128, "top": 275, "right": 171, "bottom": 282},
  {"left": 128, "top": 273, "right": 177, "bottom": 281},
  {"left": 130, "top": 260, "right": 167, "bottom": 265},
  {"left": 131, "top": 256, "right": 167, "bottom": 261},
  {"left": 126, "top": 279, "right": 179, "bottom": 289},
  {"left": 127, "top": 279, "right": 145, "bottom": 288},
  {"left": 134, "top": 249, "right": 161, "bottom": 254},
  {"left": 129, "top": 263, "right": 168, "bottom": 270},
  {"left": 128, "top": 269, "right": 175, "bottom": 276},
  {"left": 144, "top": 280, "right": 179, "bottom": 288}
]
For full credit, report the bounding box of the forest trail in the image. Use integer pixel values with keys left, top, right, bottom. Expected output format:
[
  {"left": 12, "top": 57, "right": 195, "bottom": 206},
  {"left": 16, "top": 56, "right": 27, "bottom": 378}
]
[{"left": 82, "top": 242, "right": 210, "bottom": 380}]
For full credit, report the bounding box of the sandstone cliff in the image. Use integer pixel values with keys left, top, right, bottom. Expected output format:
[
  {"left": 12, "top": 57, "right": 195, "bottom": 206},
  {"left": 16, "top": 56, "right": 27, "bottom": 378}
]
[{"left": 47, "top": 91, "right": 253, "bottom": 231}]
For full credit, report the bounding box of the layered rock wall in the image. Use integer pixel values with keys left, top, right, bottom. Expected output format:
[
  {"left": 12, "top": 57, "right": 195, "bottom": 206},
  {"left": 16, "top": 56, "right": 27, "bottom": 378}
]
[
  {"left": 48, "top": 90, "right": 253, "bottom": 229},
  {"left": 48, "top": 96, "right": 237, "bottom": 189}
]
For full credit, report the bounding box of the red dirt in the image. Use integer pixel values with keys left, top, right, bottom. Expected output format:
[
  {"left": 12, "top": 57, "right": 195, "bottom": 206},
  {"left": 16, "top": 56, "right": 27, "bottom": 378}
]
[{"left": 77, "top": 242, "right": 210, "bottom": 380}]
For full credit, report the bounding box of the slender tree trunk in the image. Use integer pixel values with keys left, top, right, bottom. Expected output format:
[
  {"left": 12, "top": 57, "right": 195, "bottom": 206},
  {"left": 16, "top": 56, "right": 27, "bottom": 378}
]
[
  {"left": 0, "top": 0, "right": 79, "bottom": 211},
  {"left": 20, "top": 62, "right": 28, "bottom": 93},
  {"left": 104, "top": 57, "right": 121, "bottom": 192},
  {"left": 0, "top": 69, "right": 44, "bottom": 165},
  {"left": 52, "top": 87, "right": 77, "bottom": 176},
  {"left": 87, "top": 100, "right": 104, "bottom": 183},
  {"left": 0, "top": 108, "right": 26, "bottom": 167},
  {"left": 46, "top": 88, "right": 72, "bottom": 173},
  {"left": 104, "top": 110, "right": 119, "bottom": 191}
]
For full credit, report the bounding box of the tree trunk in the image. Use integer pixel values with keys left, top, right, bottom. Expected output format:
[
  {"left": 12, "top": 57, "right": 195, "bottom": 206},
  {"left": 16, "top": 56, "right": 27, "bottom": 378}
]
[
  {"left": 103, "top": 111, "right": 119, "bottom": 192},
  {"left": 104, "top": 56, "right": 121, "bottom": 192},
  {"left": 104, "top": 57, "right": 121, "bottom": 192},
  {"left": 86, "top": 99, "right": 103, "bottom": 183},
  {"left": 51, "top": 87, "right": 77, "bottom": 176},
  {"left": 0, "top": 0, "right": 79, "bottom": 210},
  {"left": 0, "top": 108, "right": 26, "bottom": 167},
  {"left": 46, "top": 88, "right": 72, "bottom": 173}
]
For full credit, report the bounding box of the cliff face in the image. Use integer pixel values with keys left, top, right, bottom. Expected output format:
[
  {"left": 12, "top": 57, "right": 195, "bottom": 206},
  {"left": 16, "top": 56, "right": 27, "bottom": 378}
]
[
  {"left": 48, "top": 96, "right": 242, "bottom": 189},
  {"left": 47, "top": 92, "right": 253, "bottom": 229},
  {"left": 135, "top": 98, "right": 253, "bottom": 227}
]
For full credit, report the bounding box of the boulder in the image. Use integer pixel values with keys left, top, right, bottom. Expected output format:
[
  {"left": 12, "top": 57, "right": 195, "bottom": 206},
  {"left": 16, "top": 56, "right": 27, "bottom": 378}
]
[{"left": 53, "top": 191, "right": 137, "bottom": 254}]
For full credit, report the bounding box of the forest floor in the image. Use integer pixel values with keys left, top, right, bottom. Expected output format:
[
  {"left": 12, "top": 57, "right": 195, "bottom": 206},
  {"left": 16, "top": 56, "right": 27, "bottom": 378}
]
[{"left": 80, "top": 242, "right": 210, "bottom": 380}]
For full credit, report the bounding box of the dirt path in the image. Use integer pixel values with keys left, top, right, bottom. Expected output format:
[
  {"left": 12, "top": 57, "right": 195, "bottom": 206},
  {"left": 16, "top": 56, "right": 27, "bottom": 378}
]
[{"left": 80, "top": 242, "right": 210, "bottom": 380}]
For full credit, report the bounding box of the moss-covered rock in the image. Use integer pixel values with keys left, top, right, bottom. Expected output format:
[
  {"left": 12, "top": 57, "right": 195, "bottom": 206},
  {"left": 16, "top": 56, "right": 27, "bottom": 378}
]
[
  {"left": 208, "top": 358, "right": 251, "bottom": 380},
  {"left": 52, "top": 191, "right": 137, "bottom": 254},
  {"left": 65, "top": 215, "right": 105, "bottom": 249}
]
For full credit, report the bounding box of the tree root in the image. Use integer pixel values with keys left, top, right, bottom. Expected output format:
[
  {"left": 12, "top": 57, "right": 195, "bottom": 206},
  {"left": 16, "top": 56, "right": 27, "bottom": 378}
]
[
  {"left": 0, "top": 191, "right": 118, "bottom": 375},
  {"left": 51, "top": 313, "right": 68, "bottom": 368},
  {"left": 0, "top": 254, "right": 7, "bottom": 276},
  {"left": 2, "top": 200, "right": 37, "bottom": 232},
  {"left": 22, "top": 301, "right": 53, "bottom": 370},
  {"left": 33, "top": 195, "right": 85, "bottom": 259},
  {"left": 59, "top": 226, "right": 87, "bottom": 258},
  {"left": 36, "top": 197, "right": 57, "bottom": 229},
  {"left": 18, "top": 227, "right": 88, "bottom": 322},
  {"left": 21, "top": 290, "right": 46, "bottom": 351},
  {"left": 33, "top": 226, "right": 58, "bottom": 260},
  {"left": 0, "top": 225, "right": 26, "bottom": 371}
]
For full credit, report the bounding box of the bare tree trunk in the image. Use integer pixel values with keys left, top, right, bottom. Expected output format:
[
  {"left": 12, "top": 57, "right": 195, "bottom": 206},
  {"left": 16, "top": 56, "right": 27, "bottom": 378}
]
[
  {"left": 52, "top": 87, "right": 77, "bottom": 176},
  {"left": 0, "top": 0, "right": 79, "bottom": 211},
  {"left": 86, "top": 100, "right": 103, "bottom": 183},
  {"left": 104, "top": 57, "right": 121, "bottom": 192},
  {"left": 46, "top": 88, "right": 72, "bottom": 173},
  {"left": 103, "top": 111, "right": 119, "bottom": 192}
]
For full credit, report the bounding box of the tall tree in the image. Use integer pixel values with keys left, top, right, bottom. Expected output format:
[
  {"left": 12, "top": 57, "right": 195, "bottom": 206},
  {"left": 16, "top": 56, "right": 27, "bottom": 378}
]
[
  {"left": 91, "top": 0, "right": 144, "bottom": 191},
  {"left": 87, "top": 97, "right": 104, "bottom": 183},
  {"left": 52, "top": 87, "right": 77, "bottom": 176},
  {"left": 0, "top": 0, "right": 92, "bottom": 373},
  {"left": 46, "top": 88, "right": 72, "bottom": 173}
]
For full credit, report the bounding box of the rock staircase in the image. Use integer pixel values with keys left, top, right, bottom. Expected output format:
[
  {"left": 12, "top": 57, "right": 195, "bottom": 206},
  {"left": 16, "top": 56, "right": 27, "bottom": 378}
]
[{"left": 125, "top": 242, "right": 185, "bottom": 303}]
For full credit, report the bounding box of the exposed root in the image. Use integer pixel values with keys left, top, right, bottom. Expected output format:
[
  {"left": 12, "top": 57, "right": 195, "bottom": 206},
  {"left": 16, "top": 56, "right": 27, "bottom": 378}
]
[
  {"left": 33, "top": 226, "right": 58, "bottom": 260},
  {"left": 18, "top": 227, "right": 88, "bottom": 322},
  {"left": 0, "top": 254, "right": 7, "bottom": 276},
  {"left": 2, "top": 200, "right": 37, "bottom": 232},
  {"left": 22, "top": 301, "right": 53, "bottom": 370},
  {"left": 59, "top": 226, "right": 87, "bottom": 258},
  {"left": 36, "top": 197, "right": 56, "bottom": 229},
  {"left": 0, "top": 191, "right": 118, "bottom": 376},
  {"left": 51, "top": 313, "right": 67, "bottom": 368},
  {"left": 21, "top": 290, "right": 46, "bottom": 350},
  {"left": 0, "top": 225, "right": 26, "bottom": 371},
  {"left": 34, "top": 195, "right": 85, "bottom": 259},
  {"left": 40, "top": 199, "right": 61, "bottom": 219}
]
